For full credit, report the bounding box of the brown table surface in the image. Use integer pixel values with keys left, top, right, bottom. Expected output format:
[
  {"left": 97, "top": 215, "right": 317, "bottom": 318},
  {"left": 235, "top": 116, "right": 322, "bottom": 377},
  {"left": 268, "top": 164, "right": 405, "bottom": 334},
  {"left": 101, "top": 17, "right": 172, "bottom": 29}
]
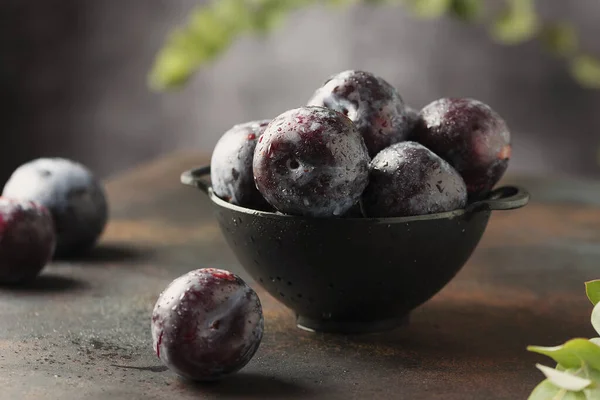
[{"left": 1, "top": 151, "right": 598, "bottom": 400}]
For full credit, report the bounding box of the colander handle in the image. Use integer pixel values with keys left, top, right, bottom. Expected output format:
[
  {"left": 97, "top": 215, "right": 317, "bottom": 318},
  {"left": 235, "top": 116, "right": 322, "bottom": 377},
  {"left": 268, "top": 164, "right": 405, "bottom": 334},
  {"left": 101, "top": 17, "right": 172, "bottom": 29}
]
[
  {"left": 466, "top": 185, "right": 530, "bottom": 212},
  {"left": 181, "top": 166, "right": 211, "bottom": 195}
]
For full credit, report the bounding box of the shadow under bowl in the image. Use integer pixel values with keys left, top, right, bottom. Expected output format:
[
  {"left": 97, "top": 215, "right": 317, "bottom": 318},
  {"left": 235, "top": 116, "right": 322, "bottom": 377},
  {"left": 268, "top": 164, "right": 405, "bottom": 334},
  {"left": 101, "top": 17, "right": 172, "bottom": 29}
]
[{"left": 182, "top": 166, "right": 529, "bottom": 334}]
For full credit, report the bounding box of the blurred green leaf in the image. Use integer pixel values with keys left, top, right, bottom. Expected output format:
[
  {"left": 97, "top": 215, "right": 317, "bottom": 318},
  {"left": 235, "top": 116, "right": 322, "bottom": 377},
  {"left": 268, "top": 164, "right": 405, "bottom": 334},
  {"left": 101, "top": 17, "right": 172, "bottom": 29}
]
[
  {"left": 593, "top": 303, "right": 600, "bottom": 336},
  {"left": 149, "top": 0, "right": 327, "bottom": 90},
  {"left": 529, "top": 366, "right": 600, "bottom": 400},
  {"left": 571, "top": 55, "right": 600, "bottom": 89},
  {"left": 491, "top": 0, "right": 538, "bottom": 44},
  {"left": 149, "top": 0, "right": 600, "bottom": 91},
  {"left": 449, "top": 0, "right": 481, "bottom": 21},
  {"left": 327, "top": 0, "right": 361, "bottom": 6},
  {"left": 528, "top": 339, "right": 600, "bottom": 370},
  {"left": 541, "top": 22, "right": 578, "bottom": 57},
  {"left": 149, "top": 0, "right": 240, "bottom": 90},
  {"left": 248, "top": 0, "right": 300, "bottom": 33},
  {"left": 535, "top": 364, "right": 592, "bottom": 391},
  {"left": 405, "top": 0, "right": 452, "bottom": 19},
  {"left": 586, "top": 280, "right": 600, "bottom": 306},
  {"left": 583, "top": 367, "right": 600, "bottom": 399},
  {"left": 528, "top": 379, "right": 587, "bottom": 400}
]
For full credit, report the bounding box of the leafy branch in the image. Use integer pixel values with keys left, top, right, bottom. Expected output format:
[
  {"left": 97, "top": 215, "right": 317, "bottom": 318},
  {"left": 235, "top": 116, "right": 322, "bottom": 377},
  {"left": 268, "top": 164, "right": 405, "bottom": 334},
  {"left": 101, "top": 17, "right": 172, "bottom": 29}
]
[
  {"left": 526, "top": 280, "right": 600, "bottom": 400},
  {"left": 149, "top": 0, "right": 600, "bottom": 90}
]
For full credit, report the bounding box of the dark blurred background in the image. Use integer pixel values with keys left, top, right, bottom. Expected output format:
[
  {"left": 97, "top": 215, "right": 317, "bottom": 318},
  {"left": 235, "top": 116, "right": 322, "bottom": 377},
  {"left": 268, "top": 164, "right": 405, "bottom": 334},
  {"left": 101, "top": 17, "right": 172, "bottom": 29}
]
[{"left": 1, "top": 1, "right": 599, "bottom": 184}]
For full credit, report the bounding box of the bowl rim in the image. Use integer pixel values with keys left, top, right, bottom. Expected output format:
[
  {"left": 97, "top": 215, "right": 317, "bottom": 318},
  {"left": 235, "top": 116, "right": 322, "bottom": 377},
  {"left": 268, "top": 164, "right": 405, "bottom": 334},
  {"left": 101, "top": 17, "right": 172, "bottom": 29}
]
[
  {"left": 182, "top": 165, "right": 530, "bottom": 223},
  {"left": 207, "top": 187, "right": 469, "bottom": 222}
]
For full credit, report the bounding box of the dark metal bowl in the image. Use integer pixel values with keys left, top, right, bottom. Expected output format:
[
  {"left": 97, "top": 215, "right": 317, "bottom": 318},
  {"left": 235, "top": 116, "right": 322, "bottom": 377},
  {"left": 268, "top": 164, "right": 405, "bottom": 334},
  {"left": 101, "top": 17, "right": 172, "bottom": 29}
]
[{"left": 182, "top": 166, "right": 529, "bottom": 334}]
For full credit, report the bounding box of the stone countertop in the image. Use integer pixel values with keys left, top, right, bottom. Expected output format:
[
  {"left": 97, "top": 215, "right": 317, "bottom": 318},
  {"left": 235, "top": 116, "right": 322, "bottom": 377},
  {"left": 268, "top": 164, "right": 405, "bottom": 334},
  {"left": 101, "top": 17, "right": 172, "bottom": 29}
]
[{"left": 0, "top": 151, "right": 598, "bottom": 399}]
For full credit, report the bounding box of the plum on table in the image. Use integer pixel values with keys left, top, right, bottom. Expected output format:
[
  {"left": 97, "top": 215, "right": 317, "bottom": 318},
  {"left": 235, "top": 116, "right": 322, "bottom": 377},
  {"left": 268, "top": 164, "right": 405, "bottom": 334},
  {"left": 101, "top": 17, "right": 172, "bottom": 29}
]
[
  {"left": 307, "top": 70, "right": 411, "bottom": 157},
  {"left": 362, "top": 141, "right": 467, "bottom": 217},
  {"left": 211, "top": 120, "right": 272, "bottom": 210},
  {"left": 0, "top": 198, "right": 55, "bottom": 284},
  {"left": 253, "top": 106, "right": 369, "bottom": 217},
  {"left": 151, "top": 268, "right": 264, "bottom": 381},
  {"left": 412, "top": 98, "right": 511, "bottom": 199},
  {"left": 2, "top": 158, "right": 108, "bottom": 256}
]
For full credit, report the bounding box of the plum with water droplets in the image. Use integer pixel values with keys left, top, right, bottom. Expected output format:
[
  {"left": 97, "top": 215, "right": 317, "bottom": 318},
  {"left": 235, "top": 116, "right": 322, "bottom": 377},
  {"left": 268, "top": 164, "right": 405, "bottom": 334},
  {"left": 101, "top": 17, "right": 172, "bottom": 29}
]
[
  {"left": 412, "top": 98, "right": 511, "bottom": 199},
  {"left": 362, "top": 142, "right": 467, "bottom": 217},
  {"left": 253, "top": 106, "right": 369, "bottom": 217},
  {"left": 151, "top": 268, "right": 263, "bottom": 381},
  {"left": 211, "top": 120, "right": 272, "bottom": 210},
  {"left": 307, "top": 70, "right": 411, "bottom": 157}
]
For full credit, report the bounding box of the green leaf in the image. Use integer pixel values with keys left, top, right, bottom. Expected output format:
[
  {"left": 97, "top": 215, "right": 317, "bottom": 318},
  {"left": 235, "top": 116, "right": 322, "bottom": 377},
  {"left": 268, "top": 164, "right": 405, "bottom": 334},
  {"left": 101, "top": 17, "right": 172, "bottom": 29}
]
[
  {"left": 490, "top": 0, "right": 539, "bottom": 44},
  {"left": 582, "top": 367, "right": 600, "bottom": 399},
  {"left": 570, "top": 55, "right": 600, "bottom": 89},
  {"left": 593, "top": 303, "right": 600, "bottom": 336},
  {"left": 449, "top": 0, "right": 481, "bottom": 21},
  {"left": 586, "top": 280, "right": 600, "bottom": 305},
  {"left": 527, "top": 339, "right": 600, "bottom": 370},
  {"left": 528, "top": 380, "right": 586, "bottom": 400},
  {"left": 405, "top": 0, "right": 452, "bottom": 19},
  {"left": 327, "top": 0, "right": 360, "bottom": 6},
  {"left": 149, "top": 0, "right": 320, "bottom": 90},
  {"left": 536, "top": 364, "right": 592, "bottom": 391},
  {"left": 540, "top": 22, "right": 578, "bottom": 57}
]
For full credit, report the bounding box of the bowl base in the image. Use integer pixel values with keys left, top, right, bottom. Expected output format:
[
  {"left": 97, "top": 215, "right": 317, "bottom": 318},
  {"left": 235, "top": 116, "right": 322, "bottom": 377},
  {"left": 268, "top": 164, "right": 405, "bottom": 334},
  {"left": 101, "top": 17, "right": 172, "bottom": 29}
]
[{"left": 296, "top": 314, "right": 410, "bottom": 334}]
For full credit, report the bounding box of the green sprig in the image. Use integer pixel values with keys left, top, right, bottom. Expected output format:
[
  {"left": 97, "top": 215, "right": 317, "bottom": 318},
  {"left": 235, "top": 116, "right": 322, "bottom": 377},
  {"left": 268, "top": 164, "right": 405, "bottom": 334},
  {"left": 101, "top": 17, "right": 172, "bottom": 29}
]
[
  {"left": 149, "top": 0, "right": 321, "bottom": 90},
  {"left": 149, "top": 0, "right": 600, "bottom": 90},
  {"left": 526, "top": 282, "right": 600, "bottom": 400},
  {"left": 490, "top": 0, "right": 539, "bottom": 45}
]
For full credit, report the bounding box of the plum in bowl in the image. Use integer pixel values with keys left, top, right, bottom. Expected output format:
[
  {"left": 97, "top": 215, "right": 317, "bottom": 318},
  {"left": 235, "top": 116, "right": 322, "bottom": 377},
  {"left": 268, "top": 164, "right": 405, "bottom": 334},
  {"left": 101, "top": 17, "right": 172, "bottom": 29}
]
[{"left": 181, "top": 166, "right": 528, "bottom": 334}]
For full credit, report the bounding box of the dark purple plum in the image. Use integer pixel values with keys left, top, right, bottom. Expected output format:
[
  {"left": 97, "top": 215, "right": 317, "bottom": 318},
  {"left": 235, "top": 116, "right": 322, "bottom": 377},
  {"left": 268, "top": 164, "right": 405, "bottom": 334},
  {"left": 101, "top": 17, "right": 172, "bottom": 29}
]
[
  {"left": 362, "top": 142, "right": 467, "bottom": 217},
  {"left": 253, "top": 106, "right": 369, "bottom": 217},
  {"left": 2, "top": 158, "right": 108, "bottom": 257},
  {"left": 307, "top": 70, "right": 411, "bottom": 157},
  {"left": 404, "top": 106, "right": 422, "bottom": 140},
  {"left": 151, "top": 268, "right": 264, "bottom": 381},
  {"left": 412, "top": 98, "right": 511, "bottom": 199},
  {"left": 211, "top": 120, "right": 272, "bottom": 210},
  {"left": 0, "top": 198, "right": 56, "bottom": 284}
]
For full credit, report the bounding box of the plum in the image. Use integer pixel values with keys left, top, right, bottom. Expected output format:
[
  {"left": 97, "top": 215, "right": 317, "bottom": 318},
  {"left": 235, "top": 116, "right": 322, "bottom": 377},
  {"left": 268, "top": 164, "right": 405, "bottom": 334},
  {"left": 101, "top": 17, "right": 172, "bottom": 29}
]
[
  {"left": 2, "top": 158, "right": 108, "bottom": 256},
  {"left": 412, "top": 98, "right": 511, "bottom": 199},
  {"left": 307, "top": 70, "right": 411, "bottom": 157},
  {"left": 253, "top": 106, "right": 369, "bottom": 217},
  {"left": 211, "top": 120, "right": 272, "bottom": 210},
  {"left": 151, "top": 268, "right": 264, "bottom": 381},
  {"left": 404, "top": 106, "right": 421, "bottom": 140},
  {"left": 0, "top": 198, "right": 56, "bottom": 284},
  {"left": 362, "top": 142, "right": 467, "bottom": 217}
]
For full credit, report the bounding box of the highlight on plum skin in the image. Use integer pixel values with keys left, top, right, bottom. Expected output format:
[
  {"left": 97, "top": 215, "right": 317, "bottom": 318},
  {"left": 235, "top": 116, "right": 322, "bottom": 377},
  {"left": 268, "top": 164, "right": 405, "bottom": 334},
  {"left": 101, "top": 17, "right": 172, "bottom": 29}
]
[
  {"left": 307, "top": 70, "right": 411, "bottom": 158},
  {"left": 0, "top": 198, "right": 56, "bottom": 285},
  {"left": 210, "top": 120, "right": 272, "bottom": 210},
  {"left": 151, "top": 268, "right": 264, "bottom": 381},
  {"left": 253, "top": 106, "right": 370, "bottom": 218},
  {"left": 413, "top": 98, "right": 511, "bottom": 199},
  {"left": 362, "top": 142, "right": 468, "bottom": 218}
]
